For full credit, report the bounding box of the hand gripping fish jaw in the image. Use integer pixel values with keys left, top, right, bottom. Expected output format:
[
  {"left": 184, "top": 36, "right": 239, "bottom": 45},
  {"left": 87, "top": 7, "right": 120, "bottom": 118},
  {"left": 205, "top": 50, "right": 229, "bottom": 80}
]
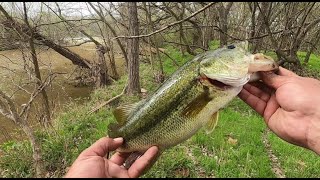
[{"left": 199, "top": 43, "right": 278, "bottom": 89}]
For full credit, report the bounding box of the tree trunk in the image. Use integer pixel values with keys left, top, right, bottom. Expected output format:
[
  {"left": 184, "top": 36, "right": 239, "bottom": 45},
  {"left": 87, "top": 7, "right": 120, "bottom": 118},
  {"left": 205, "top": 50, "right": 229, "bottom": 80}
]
[
  {"left": 127, "top": 2, "right": 140, "bottom": 95},
  {"left": 254, "top": 2, "right": 270, "bottom": 53},
  {"left": 143, "top": 2, "right": 165, "bottom": 83},
  {"left": 106, "top": 36, "right": 119, "bottom": 80},
  {"left": 216, "top": 2, "right": 233, "bottom": 47},
  {"left": 28, "top": 37, "right": 51, "bottom": 126},
  {"left": 219, "top": 17, "right": 228, "bottom": 47},
  {"left": 20, "top": 122, "right": 45, "bottom": 178},
  {"left": 248, "top": 2, "right": 257, "bottom": 52},
  {"left": 179, "top": 24, "right": 185, "bottom": 55},
  {"left": 203, "top": 6, "right": 216, "bottom": 49},
  {"left": 23, "top": 2, "right": 51, "bottom": 127},
  {"left": 94, "top": 45, "right": 111, "bottom": 87},
  {"left": 304, "top": 31, "right": 320, "bottom": 64},
  {"left": 143, "top": 2, "right": 155, "bottom": 73},
  {"left": 190, "top": 22, "right": 202, "bottom": 49}
]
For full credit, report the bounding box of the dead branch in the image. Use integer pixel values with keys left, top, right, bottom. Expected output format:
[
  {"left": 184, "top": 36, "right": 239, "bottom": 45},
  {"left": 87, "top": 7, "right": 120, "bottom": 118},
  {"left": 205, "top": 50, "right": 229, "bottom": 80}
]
[
  {"left": 88, "top": 84, "right": 127, "bottom": 114},
  {"left": 62, "top": 40, "right": 92, "bottom": 47},
  {"left": 0, "top": 65, "right": 16, "bottom": 73},
  {"left": 35, "top": 18, "right": 101, "bottom": 28},
  {"left": 19, "top": 73, "right": 57, "bottom": 117},
  {"left": 88, "top": 2, "right": 129, "bottom": 65},
  {"left": 164, "top": 40, "right": 208, "bottom": 51},
  {"left": 0, "top": 99, "right": 14, "bottom": 120},
  {"left": 113, "top": 2, "right": 216, "bottom": 39},
  {"left": 0, "top": 90, "right": 20, "bottom": 123}
]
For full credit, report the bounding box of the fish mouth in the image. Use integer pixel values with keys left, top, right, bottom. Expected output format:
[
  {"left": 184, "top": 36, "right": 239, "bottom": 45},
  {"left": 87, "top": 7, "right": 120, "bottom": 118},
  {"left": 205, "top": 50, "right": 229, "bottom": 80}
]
[{"left": 199, "top": 74, "right": 232, "bottom": 90}]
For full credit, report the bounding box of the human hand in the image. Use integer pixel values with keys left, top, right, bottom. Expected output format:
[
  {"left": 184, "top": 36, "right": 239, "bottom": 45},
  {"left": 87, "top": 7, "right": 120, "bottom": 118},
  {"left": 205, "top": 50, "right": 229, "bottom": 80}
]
[
  {"left": 238, "top": 67, "right": 320, "bottom": 155},
  {"left": 64, "top": 137, "right": 159, "bottom": 178}
]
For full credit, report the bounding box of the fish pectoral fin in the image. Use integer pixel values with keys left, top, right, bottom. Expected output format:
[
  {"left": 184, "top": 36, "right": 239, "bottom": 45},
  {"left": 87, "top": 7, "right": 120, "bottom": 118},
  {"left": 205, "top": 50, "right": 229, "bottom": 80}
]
[
  {"left": 113, "top": 102, "right": 140, "bottom": 125},
  {"left": 205, "top": 111, "right": 219, "bottom": 134},
  {"left": 182, "top": 89, "right": 212, "bottom": 118}
]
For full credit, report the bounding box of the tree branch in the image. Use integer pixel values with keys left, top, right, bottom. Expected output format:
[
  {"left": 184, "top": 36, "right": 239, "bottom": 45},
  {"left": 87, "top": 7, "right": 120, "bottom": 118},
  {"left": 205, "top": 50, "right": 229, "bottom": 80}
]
[
  {"left": 113, "top": 2, "right": 216, "bottom": 39},
  {"left": 19, "top": 73, "right": 56, "bottom": 117},
  {"left": 0, "top": 99, "right": 14, "bottom": 121},
  {"left": 0, "top": 90, "right": 19, "bottom": 123},
  {"left": 88, "top": 84, "right": 127, "bottom": 114}
]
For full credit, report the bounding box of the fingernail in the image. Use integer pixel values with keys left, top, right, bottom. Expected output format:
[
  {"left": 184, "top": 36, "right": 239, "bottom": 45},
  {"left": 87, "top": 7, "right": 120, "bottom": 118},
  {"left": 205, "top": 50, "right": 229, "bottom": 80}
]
[{"left": 113, "top": 137, "right": 123, "bottom": 143}]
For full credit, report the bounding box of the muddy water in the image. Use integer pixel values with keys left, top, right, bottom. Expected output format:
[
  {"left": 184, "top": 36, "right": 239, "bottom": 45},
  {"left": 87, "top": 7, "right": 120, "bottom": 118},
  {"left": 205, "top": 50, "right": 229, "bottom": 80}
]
[{"left": 0, "top": 43, "right": 126, "bottom": 143}]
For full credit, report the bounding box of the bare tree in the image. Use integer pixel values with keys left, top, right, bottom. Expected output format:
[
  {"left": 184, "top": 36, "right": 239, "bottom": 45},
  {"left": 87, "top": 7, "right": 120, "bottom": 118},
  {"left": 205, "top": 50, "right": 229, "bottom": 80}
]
[
  {"left": 45, "top": 2, "right": 112, "bottom": 87},
  {"left": 304, "top": 29, "right": 320, "bottom": 64},
  {"left": 88, "top": 2, "right": 129, "bottom": 67},
  {"left": 256, "top": 2, "right": 320, "bottom": 66}
]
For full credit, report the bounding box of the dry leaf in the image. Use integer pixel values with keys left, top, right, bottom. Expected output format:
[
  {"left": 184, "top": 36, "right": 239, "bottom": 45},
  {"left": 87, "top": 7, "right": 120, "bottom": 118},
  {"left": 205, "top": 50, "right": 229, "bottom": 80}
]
[{"left": 227, "top": 137, "right": 238, "bottom": 145}]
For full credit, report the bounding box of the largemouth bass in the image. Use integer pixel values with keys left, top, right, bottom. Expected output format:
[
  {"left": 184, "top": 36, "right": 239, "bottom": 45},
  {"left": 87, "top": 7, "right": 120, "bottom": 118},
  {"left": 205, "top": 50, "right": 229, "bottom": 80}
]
[{"left": 108, "top": 42, "right": 278, "bottom": 155}]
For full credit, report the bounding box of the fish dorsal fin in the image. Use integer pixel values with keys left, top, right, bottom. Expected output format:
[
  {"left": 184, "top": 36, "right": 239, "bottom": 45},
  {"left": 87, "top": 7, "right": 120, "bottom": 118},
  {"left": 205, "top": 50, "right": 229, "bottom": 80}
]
[
  {"left": 113, "top": 102, "right": 140, "bottom": 125},
  {"left": 205, "top": 111, "right": 219, "bottom": 134}
]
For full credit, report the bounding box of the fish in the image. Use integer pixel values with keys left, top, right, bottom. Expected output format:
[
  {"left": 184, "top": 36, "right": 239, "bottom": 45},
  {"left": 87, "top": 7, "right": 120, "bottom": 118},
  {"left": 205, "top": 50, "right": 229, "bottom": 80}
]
[{"left": 107, "top": 41, "right": 278, "bottom": 168}]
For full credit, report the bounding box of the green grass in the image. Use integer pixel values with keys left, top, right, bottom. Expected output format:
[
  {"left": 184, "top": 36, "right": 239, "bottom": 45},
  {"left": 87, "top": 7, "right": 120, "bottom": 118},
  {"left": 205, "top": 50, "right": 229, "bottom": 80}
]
[
  {"left": 268, "top": 133, "right": 320, "bottom": 178},
  {"left": 297, "top": 51, "right": 320, "bottom": 71},
  {"left": 209, "top": 40, "right": 220, "bottom": 50},
  {"left": 161, "top": 45, "right": 194, "bottom": 75},
  {"left": 193, "top": 100, "right": 275, "bottom": 178},
  {"left": 1, "top": 40, "right": 320, "bottom": 177}
]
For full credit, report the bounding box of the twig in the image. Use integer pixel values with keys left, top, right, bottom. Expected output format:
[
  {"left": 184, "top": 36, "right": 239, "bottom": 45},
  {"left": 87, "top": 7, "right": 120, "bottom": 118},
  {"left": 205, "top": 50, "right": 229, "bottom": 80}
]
[
  {"left": 164, "top": 40, "right": 208, "bottom": 51},
  {"left": 113, "top": 2, "right": 216, "bottom": 39},
  {"left": 19, "top": 73, "right": 57, "bottom": 117},
  {"left": 35, "top": 18, "right": 101, "bottom": 28},
  {"left": 88, "top": 84, "right": 127, "bottom": 114},
  {"left": 62, "top": 40, "right": 92, "bottom": 47},
  {"left": 158, "top": 48, "right": 180, "bottom": 67}
]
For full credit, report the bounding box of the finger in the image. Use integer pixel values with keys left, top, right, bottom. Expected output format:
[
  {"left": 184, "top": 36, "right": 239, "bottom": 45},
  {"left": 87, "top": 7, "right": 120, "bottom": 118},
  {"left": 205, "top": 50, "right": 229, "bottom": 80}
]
[
  {"left": 278, "top": 66, "right": 299, "bottom": 77},
  {"left": 107, "top": 162, "right": 129, "bottom": 178},
  {"left": 243, "top": 83, "right": 271, "bottom": 102},
  {"left": 248, "top": 81, "right": 274, "bottom": 94},
  {"left": 263, "top": 93, "right": 279, "bottom": 122},
  {"left": 260, "top": 71, "right": 289, "bottom": 89},
  {"left": 80, "top": 137, "right": 123, "bottom": 157},
  {"left": 128, "top": 146, "right": 159, "bottom": 178},
  {"left": 238, "top": 88, "right": 267, "bottom": 116},
  {"left": 109, "top": 152, "right": 131, "bottom": 165}
]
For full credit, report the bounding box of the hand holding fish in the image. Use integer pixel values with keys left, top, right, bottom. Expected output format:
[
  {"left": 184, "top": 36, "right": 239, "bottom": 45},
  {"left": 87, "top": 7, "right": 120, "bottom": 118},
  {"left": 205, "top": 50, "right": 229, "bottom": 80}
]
[
  {"left": 65, "top": 42, "right": 283, "bottom": 178},
  {"left": 64, "top": 137, "right": 159, "bottom": 178},
  {"left": 239, "top": 67, "right": 320, "bottom": 155}
]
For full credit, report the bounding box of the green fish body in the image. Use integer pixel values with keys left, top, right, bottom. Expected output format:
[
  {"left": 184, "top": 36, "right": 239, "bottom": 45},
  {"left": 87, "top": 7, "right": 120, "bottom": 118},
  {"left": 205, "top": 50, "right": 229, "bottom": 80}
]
[{"left": 108, "top": 42, "right": 278, "bottom": 153}]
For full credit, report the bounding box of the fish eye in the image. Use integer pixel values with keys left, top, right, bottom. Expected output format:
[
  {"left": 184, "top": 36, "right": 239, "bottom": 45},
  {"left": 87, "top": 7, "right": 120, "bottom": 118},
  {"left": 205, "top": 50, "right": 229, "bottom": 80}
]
[{"left": 227, "top": 44, "right": 235, "bottom": 49}]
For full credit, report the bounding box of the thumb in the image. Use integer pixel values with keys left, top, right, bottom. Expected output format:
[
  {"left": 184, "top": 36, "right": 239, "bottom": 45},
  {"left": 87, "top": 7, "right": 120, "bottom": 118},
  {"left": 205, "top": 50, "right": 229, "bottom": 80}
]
[
  {"left": 81, "top": 137, "right": 123, "bottom": 157},
  {"left": 278, "top": 66, "right": 299, "bottom": 77},
  {"left": 260, "top": 71, "right": 289, "bottom": 89}
]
